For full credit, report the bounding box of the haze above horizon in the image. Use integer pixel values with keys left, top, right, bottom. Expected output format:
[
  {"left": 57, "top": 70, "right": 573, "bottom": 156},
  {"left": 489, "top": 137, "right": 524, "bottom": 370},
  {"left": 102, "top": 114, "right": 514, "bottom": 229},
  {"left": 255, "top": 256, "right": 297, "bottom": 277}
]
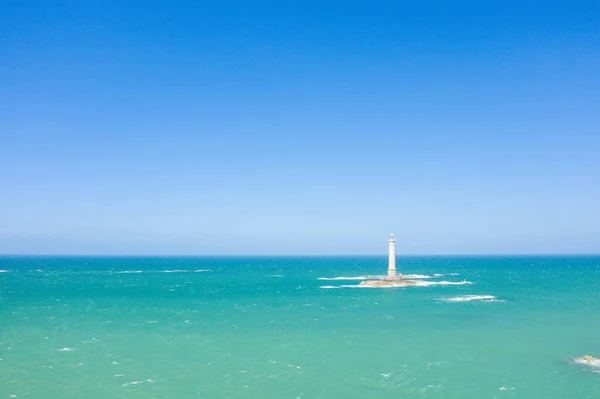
[{"left": 2, "top": 1, "right": 599, "bottom": 255}]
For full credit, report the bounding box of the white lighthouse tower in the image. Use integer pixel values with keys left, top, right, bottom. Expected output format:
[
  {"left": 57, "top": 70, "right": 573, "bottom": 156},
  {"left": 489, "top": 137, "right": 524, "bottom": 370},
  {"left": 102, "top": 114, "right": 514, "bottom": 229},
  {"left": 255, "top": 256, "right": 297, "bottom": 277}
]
[{"left": 387, "top": 234, "right": 397, "bottom": 278}]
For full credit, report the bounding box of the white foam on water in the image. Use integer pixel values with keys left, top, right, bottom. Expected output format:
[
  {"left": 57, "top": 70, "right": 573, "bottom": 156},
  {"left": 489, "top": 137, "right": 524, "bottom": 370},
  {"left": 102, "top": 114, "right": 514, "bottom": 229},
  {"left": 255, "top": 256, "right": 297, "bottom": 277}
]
[
  {"left": 323, "top": 280, "right": 473, "bottom": 289},
  {"left": 317, "top": 276, "right": 376, "bottom": 281},
  {"left": 413, "top": 280, "right": 473, "bottom": 287},
  {"left": 318, "top": 273, "right": 456, "bottom": 281},
  {"left": 122, "top": 379, "right": 155, "bottom": 388},
  {"left": 122, "top": 381, "right": 142, "bottom": 388},
  {"left": 403, "top": 274, "right": 434, "bottom": 279},
  {"left": 0, "top": 270, "right": 9, "bottom": 273},
  {"left": 443, "top": 295, "right": 496, "bottom": 302},
  {"left": 319, "top": 285, "right": 340, "bottom": 289},
  {"left": 159, "top": 269, "right": 211, "bottom": 273},
  {"left": 499, "top": 386, "right": 515, "bottom": 391},
  {"left": 57, "top": 347, "right": 74, "bottom": 352},
  {"left": 574, "top": 357, "right": 600, "bottom": 368},
  {"left": 112, "top": 269, "right": 211, "bottom": 274},
  {"left": 339, "top": 284, "right": 398, "bottom": 289}
]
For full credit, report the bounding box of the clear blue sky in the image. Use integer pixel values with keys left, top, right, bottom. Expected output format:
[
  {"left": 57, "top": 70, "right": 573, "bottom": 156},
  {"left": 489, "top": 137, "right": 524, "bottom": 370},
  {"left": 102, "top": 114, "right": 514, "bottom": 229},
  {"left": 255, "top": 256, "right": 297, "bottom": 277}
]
[{"left": 2, "top": 1, "right": 599, "bottom": 255}]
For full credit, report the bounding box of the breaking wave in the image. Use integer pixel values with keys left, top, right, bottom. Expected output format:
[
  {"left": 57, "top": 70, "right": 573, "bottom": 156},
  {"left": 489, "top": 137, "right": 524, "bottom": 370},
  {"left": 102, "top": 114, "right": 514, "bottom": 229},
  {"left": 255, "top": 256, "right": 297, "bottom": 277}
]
[
  {"left": 443, "top": 295, "right": 497, "bottom": 302},
  {"left": 413, "top": 280, "right": 473, "bottom": 286},
  {"left": 122, "top": 379, "right": 155, "bottom": 388},
  {"left": 339, "top": 284, "right": 394, "bottom": 288},
  {"left": 158, "top": 269, "right": 211, "bottom": 273},
  {"left": 400, "top": 273, "right": 460, "bottom": 278},
  {"left": 112, "top": 269, "right": 211, "bottom": 274},
  {"left": 317, "top": 276, "right": 376, "bottom": 281},
  {"left": 323, "top": 280, "right": 473, "bottom": 289},
  {"left": 403, "top": 274, "right": 432, "bottom": 279},
  {"left": 319, "top": 273, "right": 459, "bottom": 281}
]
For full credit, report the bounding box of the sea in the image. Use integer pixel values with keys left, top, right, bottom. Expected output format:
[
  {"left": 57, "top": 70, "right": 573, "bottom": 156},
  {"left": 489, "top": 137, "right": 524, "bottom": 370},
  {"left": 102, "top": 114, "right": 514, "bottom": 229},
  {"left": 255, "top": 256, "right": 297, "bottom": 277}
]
[{"left": 1, "top": 255, "right": 599, "bottom": 398}]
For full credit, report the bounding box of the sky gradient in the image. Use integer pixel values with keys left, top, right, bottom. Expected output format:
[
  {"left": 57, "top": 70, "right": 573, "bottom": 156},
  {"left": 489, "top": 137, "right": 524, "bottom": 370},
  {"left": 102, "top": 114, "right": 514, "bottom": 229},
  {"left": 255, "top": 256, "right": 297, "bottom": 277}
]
[{"left": 2, "top": 1, "right": 599, "bottom": 255}]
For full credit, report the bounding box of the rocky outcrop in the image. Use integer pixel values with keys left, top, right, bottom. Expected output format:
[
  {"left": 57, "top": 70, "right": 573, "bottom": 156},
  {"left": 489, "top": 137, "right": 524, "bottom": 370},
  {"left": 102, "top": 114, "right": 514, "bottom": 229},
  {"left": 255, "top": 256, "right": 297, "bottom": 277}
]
[
  {"left": 358, "top": 278, "right": 423, "bottom": 288},
  {"left": 575, "top": 355, "right": 600, "bottom": 367}
]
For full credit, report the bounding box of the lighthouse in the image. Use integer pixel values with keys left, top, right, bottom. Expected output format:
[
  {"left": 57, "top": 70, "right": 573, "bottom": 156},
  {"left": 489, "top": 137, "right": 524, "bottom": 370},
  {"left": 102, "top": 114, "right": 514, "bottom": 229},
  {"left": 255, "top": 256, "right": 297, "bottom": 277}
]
[
  {"left": 358, "top": 234, "right": 423, "bottom": 287},
  {"left": 388, "top": 234, "right": 397, "bottom": 278}
]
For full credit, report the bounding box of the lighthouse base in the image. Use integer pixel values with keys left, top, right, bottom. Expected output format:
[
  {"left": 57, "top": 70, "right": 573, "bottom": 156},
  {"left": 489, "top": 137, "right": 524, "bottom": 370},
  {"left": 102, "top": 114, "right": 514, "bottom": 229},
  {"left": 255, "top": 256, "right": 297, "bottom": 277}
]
[{"left": 358, "top": 276, "right": 423, "bottom": 288}]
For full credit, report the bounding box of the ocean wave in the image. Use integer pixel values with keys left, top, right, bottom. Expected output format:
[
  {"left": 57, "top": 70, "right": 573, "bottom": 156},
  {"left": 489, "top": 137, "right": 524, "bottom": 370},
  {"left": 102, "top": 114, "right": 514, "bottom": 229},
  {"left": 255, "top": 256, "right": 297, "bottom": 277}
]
[
  {"left": 317, "top": 276, "right": 377, "bottom": 281},
  {"left": 404, "top": 273, "right": 458, "bottom": 278},
  {"left": 110, "top": 269, "right": 210, "bottom": 274},
  {"left": 159, "top": 269, "right": 211, "bottom": 273},
  {"left": 321, "top": 280, "right": 473, "bottom": 289},
  {"left": 336, "top": 281, "right": 471, "bottom": 288},
  {"left": 112, "top": 269, "right": 212, "bottom": 274},
  {"left": 443, "top": 295, "right": 496, "bottom": 302},
  {"left": 403, "top": 274, "right": 432, "bottom": 279},
  {"left": 402, "top": 274, "right": 434, "bottom": 279},
  {"left": 122, "top": 379, "right": 155, "bottom": 388},
  {"left": 319, "top": 285, "right": 340, "bottom": 289},
  {"left": 319, "top": 273, "right": 458, "bottom": 281},
  {"left": 337, "top": 284, "right": 372, "bottom": 288},
  {"left": 0, "top": 270, "right": 9, "bottom": 273},
  {"left": 413, "top": 280, "right": 473, "bottom": 286}
]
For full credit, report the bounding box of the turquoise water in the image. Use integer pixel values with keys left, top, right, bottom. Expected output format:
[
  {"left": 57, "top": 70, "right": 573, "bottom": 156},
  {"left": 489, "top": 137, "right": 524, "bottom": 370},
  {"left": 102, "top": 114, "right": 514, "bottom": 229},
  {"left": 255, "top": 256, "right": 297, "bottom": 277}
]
[{"left": 1, "top": 256, "right": 599, "bottom": 398}]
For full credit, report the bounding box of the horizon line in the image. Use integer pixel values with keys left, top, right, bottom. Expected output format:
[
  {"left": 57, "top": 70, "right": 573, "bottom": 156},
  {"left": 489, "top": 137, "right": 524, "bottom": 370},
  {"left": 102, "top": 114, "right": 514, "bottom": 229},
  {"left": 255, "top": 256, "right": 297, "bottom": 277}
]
[{"left": 1, "top": 253, "right": 599, "bottom": 257}]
